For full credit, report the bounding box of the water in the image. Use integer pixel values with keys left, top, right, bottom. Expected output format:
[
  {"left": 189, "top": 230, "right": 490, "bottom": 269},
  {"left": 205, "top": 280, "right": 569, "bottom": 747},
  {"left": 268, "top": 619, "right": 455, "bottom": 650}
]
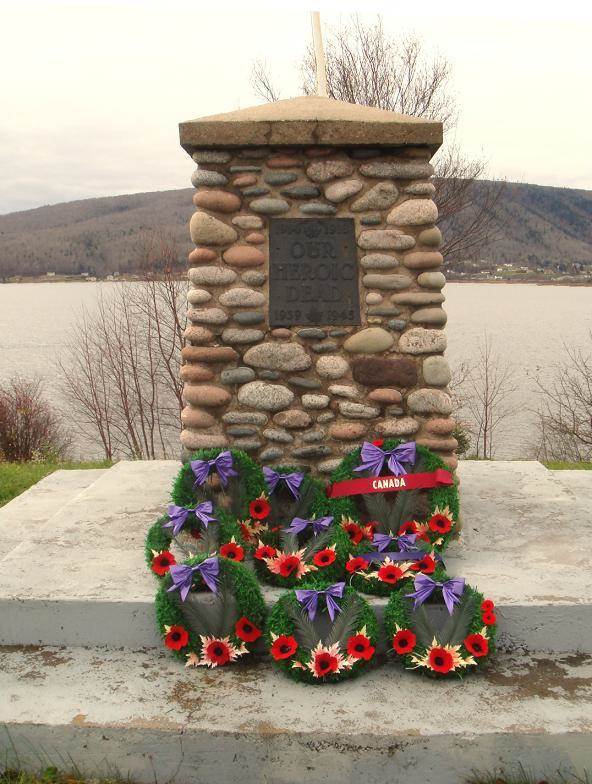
[{"left": 1, "top": 281, "right": 591, "bottom": 459}]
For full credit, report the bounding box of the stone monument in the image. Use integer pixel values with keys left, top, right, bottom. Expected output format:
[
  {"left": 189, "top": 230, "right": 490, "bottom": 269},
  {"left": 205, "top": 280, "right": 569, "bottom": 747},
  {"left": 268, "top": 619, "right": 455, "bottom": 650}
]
[{"left": 178, "top": 95, "right": 456, "bottom": 473}]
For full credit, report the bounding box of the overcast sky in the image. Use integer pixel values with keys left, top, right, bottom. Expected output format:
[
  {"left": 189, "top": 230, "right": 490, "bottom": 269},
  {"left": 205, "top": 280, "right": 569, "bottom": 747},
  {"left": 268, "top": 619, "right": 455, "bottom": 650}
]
[{"left": 1, "top": 0, "right": 591, "bottom": 215}]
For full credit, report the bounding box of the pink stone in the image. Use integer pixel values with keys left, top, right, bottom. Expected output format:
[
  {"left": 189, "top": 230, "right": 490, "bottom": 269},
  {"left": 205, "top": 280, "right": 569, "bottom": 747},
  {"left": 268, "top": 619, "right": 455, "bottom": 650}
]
[
  {"left": 271, "top": 328, "right": 292, "bottom": 338},
  {"left": 245, "top": 232, "right": 265, "bottom": 245},
  {"left": 425, "top": 417, "right": 456, "bottom": 435},
  {"left": 180, "top": 363, "right": 214, "bottom": 383},
  {"left": 181, "top": 430, "right": 228, "bottom": 450},
  {"left": 182, "top": 346, "right": 239, "bottom": 364},
  {"left": 233, "top": 174, "right": 258, "bottom": 187},
  {"left": 183, "top": 326, "right": 214, "bottom": 345},
  {"left": 329, "top": 422, "right": 367, "bottom": 440},
  {"left": 416, "top": 437, "right": 458, "bottom": 452},
  {"left": 188, "top": 247, "right": 217, "bottom": 264},
  {"left": 183, "top": 384, "right": 231, "bottom": 407},
  {"left": 273, "top": 410, "right": 312, "bottom": 428},
  {"left": 181, "top": 406, "right": 216, "bottom": 428},
  {"left": 367, "top": 388, "right": 403, "bottom": 404},
  {"left": 193, "top": 190, "right": 241, "bottom": 213},
  {"left": 223, "top": 246, "right": 266, "bottom": 268}
]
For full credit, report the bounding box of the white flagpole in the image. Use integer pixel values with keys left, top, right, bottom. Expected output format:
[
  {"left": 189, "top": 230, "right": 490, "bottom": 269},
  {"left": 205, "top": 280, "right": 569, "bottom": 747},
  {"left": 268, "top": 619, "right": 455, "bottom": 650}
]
[{"left": 311, "top": 11, "right": 328, "bottom": 97}]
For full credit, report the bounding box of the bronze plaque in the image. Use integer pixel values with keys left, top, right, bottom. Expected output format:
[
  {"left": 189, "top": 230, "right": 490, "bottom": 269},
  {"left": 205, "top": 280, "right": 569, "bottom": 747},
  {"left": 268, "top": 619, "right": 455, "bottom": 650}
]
[{"left": 269, "top": 218, "right": 361, "bottom": 327}]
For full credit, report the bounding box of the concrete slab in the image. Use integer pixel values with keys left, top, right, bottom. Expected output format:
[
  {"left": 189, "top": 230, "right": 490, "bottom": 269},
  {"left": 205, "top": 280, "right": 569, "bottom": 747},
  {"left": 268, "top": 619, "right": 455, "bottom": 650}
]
[{"left": 1, "top": 644, "right": 591, "bottom": 784}]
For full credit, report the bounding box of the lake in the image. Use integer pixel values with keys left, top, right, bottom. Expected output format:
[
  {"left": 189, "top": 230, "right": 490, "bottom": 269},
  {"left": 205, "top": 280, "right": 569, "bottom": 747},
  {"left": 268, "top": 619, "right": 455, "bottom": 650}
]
[{"left": 1, "top": 281, "right": 591, "bottom": 459}]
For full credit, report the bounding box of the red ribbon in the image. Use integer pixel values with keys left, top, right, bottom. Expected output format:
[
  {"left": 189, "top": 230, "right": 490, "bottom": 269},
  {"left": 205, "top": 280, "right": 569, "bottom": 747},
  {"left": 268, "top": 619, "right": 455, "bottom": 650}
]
[{"left": 326, "top": 469, "right": 453, "bottom": 499}]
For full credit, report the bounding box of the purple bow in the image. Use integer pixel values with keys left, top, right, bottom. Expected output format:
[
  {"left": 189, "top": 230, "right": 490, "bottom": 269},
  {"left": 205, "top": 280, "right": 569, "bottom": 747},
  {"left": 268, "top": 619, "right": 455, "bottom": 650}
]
[
  {"left": 167, "top": 557, "right": 219, "bottom": 601},
  {"left": 164, "top": 502, "right": 217, "bottom": 536},
  {"left": 263, "top": 467, "right": 304, "bottom": 499},
  {"left": 354, "top": 441, "right": 416, "bottom": 477},
  {"left": 373, "top": 532, "right": 417, "bottom": 552},
  {"left": 284, "top": 516, "right": 334, "bottom": 536},
  {"left": 191, "top": 451, "right": 237, "bottom": 488},
  {"left": 295, "top": 582, "right": 345, "bottom": 622},
  {"left": 405, "top": 574, "right": 465, "bottom": 615}
]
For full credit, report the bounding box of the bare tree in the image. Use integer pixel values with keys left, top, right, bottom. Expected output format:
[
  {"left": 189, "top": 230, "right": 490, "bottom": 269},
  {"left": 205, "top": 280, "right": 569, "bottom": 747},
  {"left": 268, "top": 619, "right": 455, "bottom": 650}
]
[
  {"left": 58, "top": 230, "right": 186, "bottom": 460},
  {"left": 251, "top": 58, "right": 281, "bottom": 103}
]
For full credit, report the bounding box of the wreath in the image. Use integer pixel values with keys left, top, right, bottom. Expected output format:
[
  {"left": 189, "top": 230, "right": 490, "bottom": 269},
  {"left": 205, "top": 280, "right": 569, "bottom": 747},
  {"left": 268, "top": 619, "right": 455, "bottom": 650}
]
[
  {"left": 383, "top": 568, "right": 497, "bottom": 677},
  {"left": 266, "top": 580, "right": 379, "bottom": 684},
  {"left": 155, "top": 552, "right": 266, "bottom": 667}
]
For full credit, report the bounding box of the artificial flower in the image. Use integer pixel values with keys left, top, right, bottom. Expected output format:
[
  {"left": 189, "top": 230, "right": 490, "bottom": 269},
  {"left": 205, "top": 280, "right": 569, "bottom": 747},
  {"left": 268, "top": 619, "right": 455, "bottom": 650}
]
[
  {"left": 482, "top": 611, "right": 497, "bottom": 626},
  {"left": 347, "top": 628, "right": 375, "bottom": 661},
  {"left": 249, "top": 495, "right": 271, "bottom": 521},
  {"left": 254, "top": 542, "right": 277, "bottom": 560},
  {"left": 235, "top": 616, "right": 262, "bottom": 643},
  {"left": 427, "top": 506, "right": 454, "bottom": 535},
  {"left": 372, "top": 439, "right": 384, "bottom": 447},
  {"left": 151, "top": 550, "right": 176, "bottom": 576},
  {"left": 270, "top": 633, "right": 298, "bottom": 661},
  {"left": 219, "top": 537, "right": 245, "bottom": 562},
  {"left": 240, "top": 519, "right": 268, "bottom": 544},
  {"left": 265, "top": 549, "right": 314, "bottom": 580},
  {"left": 164, "top": 625, "right": 189, "bottom": 650},
  {"left": 346, "top": 555, "right": 369, "bottom": 574},
  {"left": 428, "top": 646, "right": 455, "bottom": 674},
  {"left": 392, "top": 628, "right": 417, "bottom": 655},
  {"left": 398, "top": 520, "right": 430, "bottom": 542},
  {"left": 312, "top": 546, "right": 337, "bottom": 568},
  {"left": 362, "top": 522, "right": 377, "bottom": 540},
  {"left": 410, "top": 554, "right": 436, "bottom": 574},
  {"left": 377, "top": 560, "right": 405, "bottom": 585},
  {"left": 341, "top": 518, "right": 364, "bottom": 545},
  {"left": 409, "top": 638, "right": 475, "bottom": 674},
  {"left": 306, "top": 641, "right": 355, "bottom": 679},
  {"left": 464, "top": 631, "right": 489, "bottom": 658},
  {"left": 198, "top": 635, "right": 248, "bottom": 667},
  {"left": 481, "top": 599, "right": 495, "bottom": 613}
]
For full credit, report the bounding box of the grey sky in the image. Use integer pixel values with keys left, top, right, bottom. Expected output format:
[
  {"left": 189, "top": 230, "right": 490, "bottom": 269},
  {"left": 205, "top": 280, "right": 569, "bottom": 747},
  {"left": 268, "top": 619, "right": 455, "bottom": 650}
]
[{"left": 1, "top": 0, "right": 590, "bottom": 215}]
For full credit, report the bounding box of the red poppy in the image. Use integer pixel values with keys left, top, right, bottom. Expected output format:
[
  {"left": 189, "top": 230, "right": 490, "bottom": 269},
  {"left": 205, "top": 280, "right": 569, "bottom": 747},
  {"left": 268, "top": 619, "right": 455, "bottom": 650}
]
[
  {"left": 398, "top": 520, "right": 417, "bottom": 536},
  {"left": 249, "top": 497, "right": 271, "bottom": 521},
  {"left": 428, "top": 646, "right": 454, "bottom": 674},
  {"left": 220, "top": 541, "right": 245, "bottom": 562},
  {"left": 428, "top": 513, "right": 453, "bottom": 535},
  {"left": 255, "top": 543, "right": 277, "bottom": 560},
  {"left": 392, "top": 629, "right": 416, "bottom": 654},
  {"left": 313, "top": 548, "right": 336, "bottom": 568},
  {"left": 346, "top": 556, "right": 369, "bottom": 574},
  {"left": 347, "top": 634, "right": 375, "bottom": 661},
  {"left": 342, "top": 521, "right": 364, "bottom": 545},
  {"left": 278, "top": 554, "right": 301, "bottom": 577},
  {"left": 363, "top": 522, "right": 377, "bottom": 540},
  {"left": 235, "top": 616, "right": 262, "bottom": 643},
  {"left": 482, "top": 611, "right": 497, "bottom": 626},
  {"left": 372, "top": 439, "right": 384, "bottom": 447},
  {"left": 204, "top": 638, "right": 231, "bottom": 666},
  {"left": 481, "top": 599, "right": 495, "bottom": 613},
  {"left": 151, "top": 551, "right": 176, "bottom": 576},
  {"left": 410, "top": 554, "right": 436, "bottom": 574},
  {"left": 164, "top": 625, "right": 189, "bottom": 650},
  {"left": 313, "top": 651, "right": 339, "bottom": 677},
  {"left": 377, "top": 563, "right": 404, "bottom": 584},
  {"left": 270, "top": 635, "right": 298, "bottom": 661},
  {"left": 464, "top": 633, "right": 489, "bottom": 658}
]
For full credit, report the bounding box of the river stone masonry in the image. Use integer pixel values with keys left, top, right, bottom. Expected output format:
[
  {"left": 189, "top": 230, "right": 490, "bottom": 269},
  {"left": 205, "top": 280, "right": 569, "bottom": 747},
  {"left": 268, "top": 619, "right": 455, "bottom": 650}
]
[{"left": 178, "top": 96, "right": 456, "bottom": 472}]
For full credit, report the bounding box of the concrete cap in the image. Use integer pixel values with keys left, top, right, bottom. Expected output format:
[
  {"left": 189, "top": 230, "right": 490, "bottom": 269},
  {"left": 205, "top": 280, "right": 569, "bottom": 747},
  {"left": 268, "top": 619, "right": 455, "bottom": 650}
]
[{"left": 179, "top": 95, "right": 442, "bottom": 154}]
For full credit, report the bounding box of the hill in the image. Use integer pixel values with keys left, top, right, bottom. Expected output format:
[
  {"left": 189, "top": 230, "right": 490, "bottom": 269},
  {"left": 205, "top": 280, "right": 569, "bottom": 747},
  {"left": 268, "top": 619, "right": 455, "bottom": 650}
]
[{"left": 0, "top": 181, "right": 591, "bottom": 280}]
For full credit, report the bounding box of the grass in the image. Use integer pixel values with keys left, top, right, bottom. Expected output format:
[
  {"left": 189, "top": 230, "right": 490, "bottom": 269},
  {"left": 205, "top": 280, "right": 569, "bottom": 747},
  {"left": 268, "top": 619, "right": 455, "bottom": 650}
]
[
  {"left": 1, "top": 770, "right": 127, "bottom": 784},
  {"left": 0, "top": 460, "right": 112, "bottom": 508},
  {"left": 543, "top": 460, "right": 592, "bottom": 470}
]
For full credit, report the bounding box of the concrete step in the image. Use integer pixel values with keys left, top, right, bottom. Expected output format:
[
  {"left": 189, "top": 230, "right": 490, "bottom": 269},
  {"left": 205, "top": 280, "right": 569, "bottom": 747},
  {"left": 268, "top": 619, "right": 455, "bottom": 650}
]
[
  {"left": 0, "top": 468, "right": 107, "bottom": 558},
  {"left": 0, "top": 460, "right": 591, "bottom": 652},
  {"left": 1, "top": 643, "right": 590, "bottom": 784}
]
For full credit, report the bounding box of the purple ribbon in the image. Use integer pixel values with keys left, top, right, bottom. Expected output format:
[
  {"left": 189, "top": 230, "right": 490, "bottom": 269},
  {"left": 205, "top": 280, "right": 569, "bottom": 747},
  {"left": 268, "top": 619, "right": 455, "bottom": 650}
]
[
  {"left": 405, "top": 574, "right": 465, "bottom": 615},
  {"left": 263, "top": 467, "right": 304, "bottom": 499},
  {"left": 284, "top": 516, "right": 334, "bottom": 536},
  {"left": 354, "top": 441, "right": 416, "bottom": 477},
  {"left": 295, "top": 582, "right": 345, "bottom": 622},
  {"left": 373, "top": 532, "right": 417, "bottom": 552},
  {"left": 190, "top": 451, "right": 237, "bottom": 488},
  {"left": 167, "top": 557, "right": 219, "bottom": 601},
  {"left": 164, "top": 502, "right": 217, "bottom": 536}
]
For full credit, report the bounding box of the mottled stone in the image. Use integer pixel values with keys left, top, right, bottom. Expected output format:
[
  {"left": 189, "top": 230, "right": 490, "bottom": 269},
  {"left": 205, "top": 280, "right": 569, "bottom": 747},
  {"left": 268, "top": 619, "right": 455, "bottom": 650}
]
[
  {"left": 339, "top": 401, "right": 380, "bottom": 419},
  {"left": 232, "top": 215, "right": 263, "bottom": 230},
  {"left": 299, "top": 203, "right": 338, "bottom": 215},
  {"left": 190, "top": 212, "right": 237, "bottom": 246},
  {"left": 410, "top": 307, "right": 448, "bottom": 326},
  {"left": 226, "top": 426, "right": 258, "bottom": 438},
  {"left": 183, "top": 384, "right": 231, "bottom": 407},
  {"left": 259, "top": 370, "right": 281, "bottom": 380},
  {"left": 245, "top": 232, "right": 265, "bottom": 245},
  {"left": 306, "top": 160, "right": 354, "bottom": 183},
  {"left": 376, "top": 417, "right": 420, "bottom": 436},
  {"left": 250, "top": 197, "right": 290, "bottom": 214},
  {"left": 184, "top": 326, "right": 216, "bottom": 347},
  {"left": 324, "top": 179, "right": 363, "bottom": 203},
  {"left": 291, "top": 445, "right": 332, "bottom": 459},
  {"left": 425, "top": 417, "right": 456, "bottom": 435},
  {"left": 181, "top": 406, "right": 216, "bottom": 429},
  {"left": 360, "top": 254, "right": 399, "bottom": 271},
  {"left": 231, "top": 438, "right": 262, "bottom": 451},
  {"left": 267, "top": 155, "right": 302, "bottom": 168},
  {"left": 352, "top": 357, "right": 418, "bottom": 388},
  {"left": 223, "top": 246, "right": 266, "bottom": 268},
  {"left": 263, "top": 428, "right": 294, "bottom": 444},
  {"left": 422, "top": 356, "right": 452, "bottom": 387},
  {"left": 329, "top": 422, "right": 366, "bottom": 440},
  {"left": 280, "top": 184, "right": 320, "bottom": 199},
  {"left": 362, "top": 273, "right": 413, "bottom": 291},
  {"left": 387, "top": 199, "right": 438, "bottom": 227},
  {"left": 238, "top": 148, "right": 268, "bottom": 159},
  {"left": 407, "top": 389, "right": 453, "bottom": 416},
  {"left": 273, "top": 410, "right": 312, "bottom": 429},
  {"left": 329, "top": 328, "right": 351, "bottom": 337},
  {"left": 403, "top": 251, "right": 444, "bottom": 270},
  {"left": 300, "top": 430, "right": 323, "bottom": 443},
  {"left": 244, "top": 342, "right": 311, "bottom": 371},
  {"left": 222, "top": 411, "right": 268, "bottom": 425},
  {"left": 297, "top": 328, "right": 326, "bottom": 339},
  {"left": 237, "top": 381, "right": 294, "bottom": 412},
  {"left": 232, "top": 311, "right": 265, "bottom": 325},
  {"left": 191, "top": 169, "right": 228, "bottom": 188},
  {"left": 260, "top": 447, "right": 283, "bottom": 461},
  {"left": 233, "top": 174, "right": 257, "bottom": 187},
  {"left": 398, "top": 328, "right": 447, "bottom": 355},
  {"left": 316, "top": 355, "right": 349, "bottom": 379},
  {"left": 241, "top": 270, "right": 267, "bottom": 286},
  {"left": 181, "top": 346, "right": 238, "bottom": 364},
  {"left": 188, "top": 247, "right": 217, "bottom": 264},
  {"left": 404, "top": 182, "right": 436, "bottom": 197},
  {"left": 221, "top": 328, "right": 264, "bottom": 344},
  {"left": 343, "top": 328, "right": 394, "bottom": 354},
  {"left": 187, "top": 288, "right": 211, "bottom": 305},
  {"left": 187, "top": 307, "right": 229, "bottom": 325},
  {"left": 351, "top": 182, "right": 398, "bottom": 212},
  {"left": 316, "top": 412, "right": 336, "bottom": 423},
  {"left": 388, "top": 319, "right": 407, "bottom": 331},
  {"left": 368, "top": 388, "right": 403, "bottom": 404},
  {"left": 328, "top": 384, "right": 358, "bottom": 399},
  {"left": 416, "top": 436, "right": 458, "bottom": 452},
  {"left": 230, "top": 165, "right": 261, "bottom": 173},
  {"left": 318, "top": 458, "right": 341, "bottom": 474},
  {"left": 302, "top": 394, "right": 330, "bottom": 409},
  {"left": 311, "top": 341, "right": 338, "bottom": 353},
  {"left": 391, "top": 291, "right": 445, "bottom": 306},
  {"left": 360, "top": 214, "right": 382, "bottom": 226},
  {"left": 219, "top": 288, "right": 265, "bottom": 308},
  {"left": 365, "top": 292, "right": 383, "bottom": 305},
  {"left": 418, "top": 271, "right": 446, "bottom": 290},
  {"left": 192, "top": 150, "right": 231, "bottom": 164},
  {"left": 189, "top": 266, "right": 237, "bottom": 287},
  {"left": 359, "top": 161, "right": 434, "bottom": 179},
  {"left": 270, "top": 328, "right": 292, "bottom": 338},
  {"left": 288, "top": 376, "right": 322, "bottom": 389},
  {"left": 243, "top": 186, "right": 271, "bottom": 197},
  {"left": 418, "top": 227, "right": 443, "bottom": 248},
  {"left": 181, "top": 431, "right": 227, "bottom": 450},
  {"left": 193, "top": 190, "right": 241, "bottom": 213},
  {"left": 180, "top": 363, "right": 214, "bottom": 382},
  {"left": 386, "top": 406, "right": 405, "bottom": 417},
  {"left": 264, "top": 172, "right": 298, "bottom": 186},
  {"left": 220, "top": 367, "right": 256, "bottom": 385},
  {"left": 358, "top": 230, "right": 415, "bottom": 251},
  {"left": 367, "top": 305, "right": 400, "bottom": 317}
]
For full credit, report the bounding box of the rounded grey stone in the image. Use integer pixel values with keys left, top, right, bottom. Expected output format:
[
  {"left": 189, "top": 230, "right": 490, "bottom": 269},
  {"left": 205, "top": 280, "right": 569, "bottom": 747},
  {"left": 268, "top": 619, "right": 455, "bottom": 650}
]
[
  {"left": 387, "top": 199, "right": 438, "bottom": 227},
  {"left": 187, "top": 288, "right": 211, "bottom": 305},
  {"left": 343, "top": 327, "right": 394, "bottom": 354},
  {"left": 316, "top": 412, "right": 335, "bottom": 423},
  {"left": 299, "top": 203, "right": 338, "bottom": 216},
  {"left": 377, "top": 416, "right": 419, "bottom": 436},
  {"left": 231, "top": 438, "right": 262, "bottom": 451},
  {"left": 259, "top": 370, "right": 281, "bottom": 380},
  {"left": 241, "top": 270, "right": 267, "bottom": 286},
  {"left": 358, "top": 230, "right": 416, "bottom": 251},
  {"left": 404, "top": 182, "right": 436, "bottom": 197},
  {"left": 219, "top": 288, "right": 265, "bottom": 308},
  {"left": 222, "top": 328, "right": 264, "bottom": 344},
  {"left": 220, "top": 367, "right": 256, "bottom": 385},
  {"left": 351, "top": 182, "right": 399, "bottom": 212},
  {"left": 388, "top": 319, "right": 407, "bottom": 331},
  {"left": 188, "top": 266, "right": 237, "bottom": 287},
  {"left": 238, "top": 148, "right": 268, "bottom": 159},
  {"left": 318, "top": 458, "right": 341, "bottom": 473},
  {"left": 391, "top": 291, "right": 445, "bottom": 306},
  {"left": 297, "top": 328, "right": 326, "bottom": 339},
  {"left": 363, "top": 273, "right": 413, "bottom": 291},
  {"left": 222, "top": 411, "right": 268, "bottom": 425},
  {"left": 191, "top": 169, "right": 228, "bottom": 187},
  {"left": 302, "top": 394, "right": 330, "bottom": 409},
  {"left": 386, "top": 406, "right": 405, "bottom": 416},
  {"left": 280, "top": 184, "right": 320, "bottom": 199},
  {"left": 316, "top": 355, "right": 349, "bottom": 379},
  {"left": 250, "top": 197, "right": 290, "bottom": 215},
  {"left": 328, "top": 384, "right": 358, "bottom": 399},
  {"left": 189, "top": 213, "right": 238, "bottom": 246},
  {"left": 260, "top": 446, "right": 283, "bottom": 461},
  {"left": 329, "top": 329, "right": 350, "bottom": 337},
  {"left": 398, "top": 328, "right": 447, "bottom": 355},
  {"left": 418, "top": 271, "right": 446, "bottom": 290},
  {"left": 244, "top": 342, "right": 312, "bottom": 371},
  {"left": 324, "top": 179, "right": 363, "bottom": 203},
  {"left": 226, "top": 426, "right": 257, "bottom": 437},
  {"left": 237, "top": 381, "right": 295, "bottom": 411},
  {"left": 423, "top": 356, "right": 452, "bottom": 387},
  {"left": 365, "top": 292, "right": 383, "bottom": 305},
  {"left": 306, "top": 160, "right": 354, "bottom": 183},
  {"left": 192, "top": 150, "right": 231, "bottom": 164},
  {"left": 410, "top": 307, "right": 448, "bottom": 326},
  {"left": 264, "top": 172, "right": 298, "bottom": 186},
  {"left": 360, "top": 254, "right": 399, "bottom": 271},
  {"left": 367, "top": 305, "right": 400, "bottom": 316},
  {"left": 232, "top": 215, "right": 264, "bottom": 230},
  {"left": 263, "top": 428, "right": 294, "bottom": 444},
  {"left": 359, "top": 161, "right": 434, "bottom": 179},
  {"left": 187, "top": 307, "right": 228, "bottom": 325},
  {"left": 360, "top": 214, "right": 382, "bottom": 226},
  {"left": 311, "top": 341, "right": 338, "bottom": 353},
  {"left": 288, "top": 376, "right": 322, "bottom": 389},
  {"left": 338, "top": 401, "right": 380, "bottom": 419},
  {"left": 291, "top": 445, "right": 332, "bottom": 458},
  {"left": 302, "top": 429, "right": 325, "bottom": 442},
  {"left": 232, "top": 311, "right": 265, "bottom": 325},
  {"left": 243, "top": 186, "right": 270, "bottom": 197},
  {"left": 407, "top": 389, "right": 453, "bottom": 416},
  {"left": 230, "top": 165, "right": 261, "bottom": 172}
]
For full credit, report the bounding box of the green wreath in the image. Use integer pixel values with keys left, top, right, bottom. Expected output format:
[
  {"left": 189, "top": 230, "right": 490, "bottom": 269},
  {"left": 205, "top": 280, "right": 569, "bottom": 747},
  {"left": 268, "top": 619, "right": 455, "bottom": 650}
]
[
  {"left": 383, "top": 569, "right": 497, "bottom": 678},
  {"left": 266, "top": 580, "right": 379, "bottom": 684},
  {"left": 155, "top": 553, "right": 266, "bottom": 668}
]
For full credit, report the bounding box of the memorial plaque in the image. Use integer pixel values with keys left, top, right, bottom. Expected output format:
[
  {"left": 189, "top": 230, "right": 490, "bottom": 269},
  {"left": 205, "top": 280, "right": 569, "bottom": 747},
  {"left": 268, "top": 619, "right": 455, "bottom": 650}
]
[{"left": 269, "top": 218, "right": 361, "bottom": 327}]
